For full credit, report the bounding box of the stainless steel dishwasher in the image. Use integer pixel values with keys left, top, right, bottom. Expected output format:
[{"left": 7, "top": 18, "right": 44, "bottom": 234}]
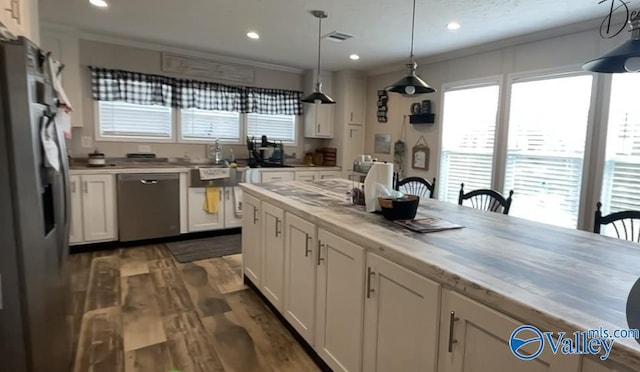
[{"left": 117, "top": 173, "right": 180, "bottom": 241}]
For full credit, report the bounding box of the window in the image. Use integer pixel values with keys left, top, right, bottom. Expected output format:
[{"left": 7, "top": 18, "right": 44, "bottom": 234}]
[
  {"left": 439, "top": 83, "right": 500, "bottom": 203},
  {"left": 504, "top": 74, "right": 593, "bottom": 228},
  {"left": 601, "top": 74, "right": 640, "bottom": 218},
  {"left": 97, "top": 101, "right": 173, "bottom": 140},
  {"left": 180, "top": 108, "right": 241, "bottom": 143},
  {"left": 247, "top": 113, "right": 297, "bottom": 144}
]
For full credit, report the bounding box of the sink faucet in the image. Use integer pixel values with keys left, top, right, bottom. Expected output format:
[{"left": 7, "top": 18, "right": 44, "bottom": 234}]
[{"left": 207, "top": 139, "right": 222, "bottom": 164}]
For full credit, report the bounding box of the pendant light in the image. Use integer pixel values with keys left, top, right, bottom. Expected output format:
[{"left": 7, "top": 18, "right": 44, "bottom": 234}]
[
  {"left": 301, "top": 10, "right": 336, "bottom": 104},
  {"left": 583, "top": 19, "right": 640, "bottom": 73},
  {"left": 385, "top": 0, "right": 435, "bottom": 95}
]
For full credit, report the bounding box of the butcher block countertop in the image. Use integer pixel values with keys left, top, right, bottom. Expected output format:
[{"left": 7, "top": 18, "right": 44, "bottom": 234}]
[{"left": 240, "top": 178, "right": 640, "bottom": 369}]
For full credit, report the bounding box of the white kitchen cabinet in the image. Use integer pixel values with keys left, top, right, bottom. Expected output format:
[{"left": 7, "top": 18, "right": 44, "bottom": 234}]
[
  {"left": 317, "top": 170, "right": 342, "bottom": 179},
  {"left": 331, "top": 72, "right": 366, "bottom": 175},
  {"left": 261, "top": 171, "right": 294, "bottom": 183},
  {"left": 0, "top": 0, "right": 26, "bottom": 38},
  {"left": 295, "top": 171, "right": 317, "bottom": 182},
  {"left": 187, "top": 187, "right": 225, "bottom": 232},
  {"left": 439, "top": 289, "right": 580, "bottom": 372},
  {"left": 315, "top": 229, "right": 365, "bottom": 372},
  {"left": 261, "top": 202, "right": 285, "bottom": 311},
  {"left": 69, "top": 175, "right": 83, "bottom": 245},
  {"left": 347, "top": 75, "right": 366, "bottom": 125},
  {"left": 80, "top": 174, "right": 117, "bottom": 242},
  {"left": 40, "top": 27, "right": 83, "bottom": 127},
  {"left": 363, "top": 252, "right": 440, "bottom": 372},
  {"left": 284, "top": 212, "right": 317, "bottom": 344},
  {"left": 242, "top": 192, "right": 262, "bottom": 286},
  {"left": 303, "top": 70, "right": 334, "bottom": 139},
  {"left": 223, "top": 187, "right": 242, "bottom": 228}
]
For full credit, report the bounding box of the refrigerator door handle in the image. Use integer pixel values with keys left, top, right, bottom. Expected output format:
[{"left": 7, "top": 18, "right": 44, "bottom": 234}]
[{"left": 48, "top": 109, "right": 70, "bottom": 264}]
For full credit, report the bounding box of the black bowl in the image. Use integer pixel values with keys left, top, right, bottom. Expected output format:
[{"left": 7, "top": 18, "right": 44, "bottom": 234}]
[{"left": 379, "top": 195, "right": 420, "bottom": 220}]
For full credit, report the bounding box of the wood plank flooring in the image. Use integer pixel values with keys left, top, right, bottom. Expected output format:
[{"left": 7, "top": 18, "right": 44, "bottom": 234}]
[{"left": 68, "top": 245, "right": 319, "bottom": 372}]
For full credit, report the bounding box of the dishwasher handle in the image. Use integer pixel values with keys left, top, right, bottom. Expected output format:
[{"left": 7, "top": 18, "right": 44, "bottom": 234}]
[
  {"left": 118, "top": 173, "right": 180, "bottom": 182},
  {"left": 140, "top": 179, "right": 158, "bottom": 185}
]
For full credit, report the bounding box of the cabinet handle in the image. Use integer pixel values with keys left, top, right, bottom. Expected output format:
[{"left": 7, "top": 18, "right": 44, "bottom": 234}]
[
  {"left": 275, "top": 217, "right": 281, "bottom": 237},
  {"left": 71, "top": 181, "right": 76, "bottom": 193},
  {"left": 366, "top": 266, "right": 375, "bottom": 298},
  {"left": 253, "top": 206, "right": 259, "bottom": 224},
  {"left": 448, "top": 311, "right": 459, "bottom": 353},
  {"left": 317, "top": 240, "right": 325, "bottom": 265},
  {"left": 226, "top": 189, "right": 230, "bottom": 200},
  {"left": 83, "top": 181, "right": 88, "bottom": 193},
  {"left": 317, "top": 123, "right": 320, "bottom": 133},
  {"left": 350, "top": 112, "right": 354, "bottom": 122},
  {"left": 304, "top": 234, "right": 312, "bottom": 257}
]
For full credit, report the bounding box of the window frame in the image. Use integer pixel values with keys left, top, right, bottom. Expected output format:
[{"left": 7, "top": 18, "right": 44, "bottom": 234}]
[
  {"left": 177, "top": 108, "right": 243, "bottom": 145},
  {"left": 246, "top": 113, "right": 299, "bottom": 146},
  {"left": 94, "top": 101, "right": 177, "bottom": 143}
]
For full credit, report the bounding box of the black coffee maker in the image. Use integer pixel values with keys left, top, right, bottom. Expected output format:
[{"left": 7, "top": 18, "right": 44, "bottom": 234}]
[{"left": 247, "top": 135, "right": 285, "bottom": 167}]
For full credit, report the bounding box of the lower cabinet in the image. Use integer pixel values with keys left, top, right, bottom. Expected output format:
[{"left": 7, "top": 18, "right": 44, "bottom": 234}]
[
  {"left": 261, "top": 202, "right": 285, "bottom": 311},
  {"left": 224, "top": 187, "right": 243, "bottom": 228},
  {"left": 187, "top": 187, "right": 224, "bottom": 232},
  {"left": 69, "top": 175, "right": 83, "bottom": 245},
  {"left": 438, "top": 289, "right": 580, "bottom": 372},
  {"left": 70, "top": 174, "right": 117, "bottom": 244},
  {"left": 363, "top": 252, "right": 440, "bottom": 372},
  {"left": 242, "top": 192, "right": 262, "bottom": 286},
  {"left": 318, "top": 170, "right": 342, "bottom": 179},
  {"left": 261, "top": 171, "right": 295, "bottom": 183},
  {"left": 316, "top": 229, "right": 366, "bottom": 372},
  {"left": 283, "top": 212, "right": 317, "bottom": 344},
  {"left": 295, "top": 171, "right": 317, "bottom": 182}
]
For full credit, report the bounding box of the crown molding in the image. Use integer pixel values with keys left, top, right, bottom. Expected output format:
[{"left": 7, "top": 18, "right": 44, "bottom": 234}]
[
  {"left": 366, "top": 17, "right": 605, "bottom": 77},
  {"left": 40, "top": 22, "right": 304, "bottom": 74}
]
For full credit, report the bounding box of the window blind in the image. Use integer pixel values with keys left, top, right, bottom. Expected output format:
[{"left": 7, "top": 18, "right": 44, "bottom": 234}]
[
  {"left": 246, "top": 113, "right": 296, "bottom": 144},
  {"left": 602, "top": 74, "right": 640, "bottom": 219},
  {"left": 504, "top": 74, "right": 593, "bottom": 228},
  {"left": 439, "top": 84, "right": 499, "bottom": 203},
  {"left": 97, "top": 101, "right": 173, "bottom": 139},
  {"left": 180, "top": 108, "right": 241, "bottom": 142}
]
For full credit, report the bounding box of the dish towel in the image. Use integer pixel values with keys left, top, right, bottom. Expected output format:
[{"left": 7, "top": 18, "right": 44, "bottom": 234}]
[
  {"left": 203, "top": 187, "right": 220, "bottom": 214},
  {"left": 233, "top": 186, "right": 243, "bottom": 217}
]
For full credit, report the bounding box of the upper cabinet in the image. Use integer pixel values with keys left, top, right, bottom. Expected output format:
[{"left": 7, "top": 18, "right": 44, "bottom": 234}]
[
  {"left": 335, "top": 71, "right": 367, "bottom": 126},
  {"left": 1, "top": 0, "right": 39, "bottom": 42},
  {"left": 303, "top": 70, "right": 335, "bottom": 138},
  {"left": 40, "top": 27, "right": 83, "bottom": 128}
]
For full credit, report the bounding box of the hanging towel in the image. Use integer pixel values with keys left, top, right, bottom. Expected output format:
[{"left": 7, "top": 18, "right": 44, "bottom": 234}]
[
  {"left": 203, "top": 187, "right": 220, "bottom": 214},
  {"left": 233, "top": 186, "right": 243, "bottom": 217}
]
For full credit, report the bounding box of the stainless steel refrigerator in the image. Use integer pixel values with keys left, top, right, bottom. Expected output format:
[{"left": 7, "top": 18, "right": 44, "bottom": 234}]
[{"left": 0, "top": 37, "right": 71, "bottom": 371}]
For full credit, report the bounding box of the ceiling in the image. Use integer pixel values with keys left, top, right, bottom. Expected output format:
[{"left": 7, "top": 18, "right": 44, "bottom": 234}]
[{"left": 39, "top": 0, "right": 614, "bottom": 72}]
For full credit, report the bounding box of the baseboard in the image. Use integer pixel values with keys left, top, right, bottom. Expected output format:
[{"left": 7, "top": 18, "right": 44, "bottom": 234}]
[
  {"left": 69, "top": 228, "right": 242, "bottom": 254},
  {"left": 243, "top": 276, "right": 333, "bottom": 372}
]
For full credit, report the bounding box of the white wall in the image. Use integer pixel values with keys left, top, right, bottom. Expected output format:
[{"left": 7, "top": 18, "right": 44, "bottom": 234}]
[{"left": 365, "top": 26, "right": 627, "bottom": 229}]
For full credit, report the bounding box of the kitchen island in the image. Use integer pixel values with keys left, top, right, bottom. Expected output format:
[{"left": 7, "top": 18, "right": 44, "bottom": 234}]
[{"left": 240, "top": 178, "right": 640, "bottom": 372}]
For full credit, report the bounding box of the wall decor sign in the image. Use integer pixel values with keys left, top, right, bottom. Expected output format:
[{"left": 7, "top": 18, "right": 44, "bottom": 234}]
[
  {"left": 412, "top": 135, "right": 429, "bottom": 170},
  {"left": 377, "top": 90, "right": 388, "bottom": 123},
  {"left": 162, "top": 52, "right": 255, "bottom": 84},
  {"left": 374, "top": 134, "right": 392, "bottom": 154}
]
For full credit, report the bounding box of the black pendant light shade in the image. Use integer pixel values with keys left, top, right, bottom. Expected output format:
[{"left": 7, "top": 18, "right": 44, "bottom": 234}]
[
  {"left": 583, "top": 20, "right": 640, "bottom": 73},
  {"left": 385, "top": 0, "right": 435, "bottom": 96},
  {"left": 301, "top": 10, "right": 336, "bottom": 105}
]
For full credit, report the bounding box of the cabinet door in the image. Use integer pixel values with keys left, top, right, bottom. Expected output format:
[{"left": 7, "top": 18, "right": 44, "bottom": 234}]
[
  {"left": 348, "top": 76, "right": 366, "bottom": 125},
  {"left": 316, "top": 229, "right": 365, "bottom": 372},
  {"left": 261, "top": 202, "right": 285, "bottom": 311},
  {"left": 284, "top": 212, "right": 317, "bottom": 344},
  {"left": 316, "top": 104, "right": 334, "bottom": 137},
  {"left": 223, "top": 187, "right": 242, "bottom": 228},
  {"left": 363, "top": 252, "right": 440, "bottom": 372},
  {"left": 69, "top": 175, "right": 83, "bottom": 245},
  {"left": 439, "top": 289, "right": 580, "bottom": 372},
  {"left": 242, "top": 193, "right": 261, "bottom": 286},
  {"left": 342, "top": 124, "right": 364, "bottom": 174},
  {"left": 295, "top": 171, "right": 317, "bottom": 182},
  {"left": 187, "top": 187, "right": 224, "bottom": 232},
  {"left": 318, "top": 171, "right": 342, "bottom": 179},
  {"left": 0, "top": 0, "right": 25, "bottom": 37},
  {"left": 81, "top": 174, "right": 116, "bottom": 242},
  {"left": 261, "top": 171, "right": 295, "bottom": 183}
]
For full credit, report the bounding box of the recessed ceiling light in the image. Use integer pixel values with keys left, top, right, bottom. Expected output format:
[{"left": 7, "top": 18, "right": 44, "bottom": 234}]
[
  {"left": 247, "top": 32, "right": 260, "bottom": 40},
  {"left": 447, "top": 22, "right": 461, "bottom": 30},
  {"left": 349, "top": 54, "right": 360, "bottom": 61},
  {"left": 89, "top": 0, "right": 108, "bottom": 8}
]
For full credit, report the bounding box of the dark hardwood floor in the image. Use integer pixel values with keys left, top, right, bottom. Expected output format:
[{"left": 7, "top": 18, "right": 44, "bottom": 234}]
[{"left": 67, "top": 245, "right": 319, "bottom": 372}]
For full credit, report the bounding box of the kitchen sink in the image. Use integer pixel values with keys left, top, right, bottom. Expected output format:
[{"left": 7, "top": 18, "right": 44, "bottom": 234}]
[{"left": 189, "top": 167, "right": 243, "bottom": 187}]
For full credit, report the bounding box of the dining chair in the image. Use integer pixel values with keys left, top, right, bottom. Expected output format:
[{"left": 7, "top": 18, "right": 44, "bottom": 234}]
[
  {"left": 594, "top": 202, "right": 640, "bottom": 242},
  {"left": 396, "top": 176, "right": 436, "bottom": 199},
  {"left": 458, "top": 183, "right": 514, "bottom": 215}
]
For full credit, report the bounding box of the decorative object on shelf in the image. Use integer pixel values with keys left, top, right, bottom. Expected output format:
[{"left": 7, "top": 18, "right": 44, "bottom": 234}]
[
  {"left": 412, "top": 135, "right": 429, "bottom": 170},
  {"left": 377, "top": 90, "right": 388, "bottom": 123},
  {"left": 374, "top": 134, "right": 392, "bottom": 154},
  {"left": 409, "top": 113, "right": 435, "bottom": 124},
  {"left": 162, "top": 52, "right": 255, "bottom": 84},
  {"left": 301, "top": 10, "right": 336, "bottom": 104},
  {"left": 384, "top": 0, "right": 435, "bottom": 95},
  {"left": 583, "top": 19, "right": 640, "bottom": 73}
]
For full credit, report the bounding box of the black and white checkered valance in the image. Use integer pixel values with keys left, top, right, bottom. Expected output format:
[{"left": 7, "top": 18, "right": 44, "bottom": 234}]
[{"left": 89, "top": 66, "right": 303, "bottom": 115}]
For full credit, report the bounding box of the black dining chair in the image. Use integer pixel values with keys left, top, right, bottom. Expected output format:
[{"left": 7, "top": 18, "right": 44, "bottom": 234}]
[
  {"left": 396, "top": 176, "right": 436, "bottom": 199},
  {"left": 594, "top": 202, "right": 640, "bottom": 242},
  {"left": 458, "top": 183, "right": 514, "bottom": 215}
]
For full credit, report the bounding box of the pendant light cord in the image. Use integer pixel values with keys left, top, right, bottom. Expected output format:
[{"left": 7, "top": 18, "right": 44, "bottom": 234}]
[
  {"left": 409, "top": 0, "right": 416, "bottom": 63},
  {"left": 316, "top": 17, "right": 322, "bottom": 85}
]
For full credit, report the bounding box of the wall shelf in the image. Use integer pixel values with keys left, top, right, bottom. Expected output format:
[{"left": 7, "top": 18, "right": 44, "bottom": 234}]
[{"left": 409, "top": 113, "right": 435, "bottom": 124}]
